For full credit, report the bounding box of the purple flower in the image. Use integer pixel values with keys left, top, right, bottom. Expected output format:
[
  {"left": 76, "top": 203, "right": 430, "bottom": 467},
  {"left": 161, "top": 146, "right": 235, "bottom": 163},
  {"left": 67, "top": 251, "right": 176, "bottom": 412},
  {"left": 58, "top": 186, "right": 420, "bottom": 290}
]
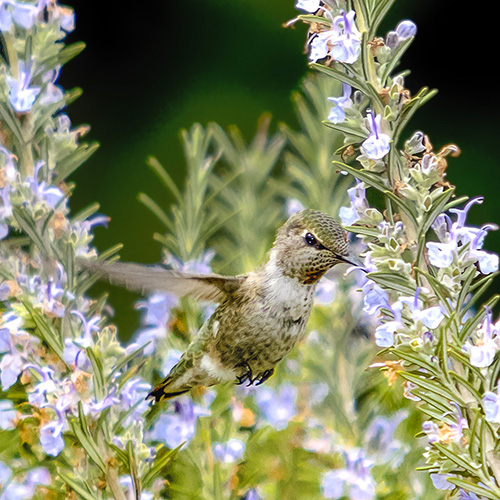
[
  {"left": 6, "top": 61, "right": 41, "bottom": 113},
  {"left": 483, "top": 385, "right": 500, "bottom": 423},
  {"left": 327, "top": 84, "right": 352, "bottom": 124},
  {"left": 427, "top": 197, "right": 499, "bottom": 273},
  {"left": 242, "top": 490, "right": 263, "bottom": 500},
  {"left": 119, "top": 377, "right": 151, "bottom": 425},
  {"left": 309, "top": 32, "right": 330, "bottom": 62},
  {"left": 0, "top": 327, "right": 11, "bottom": 352},
  {"left": 339, "top": 181, "right": 369, "bottom": 226},
  {"left": 213, "top": 438, "right": 245, "bottom": 463},
  {"left": 0, "top": 399, "right": 17, "bottom": 430},
  {"left": 162, "top": 349, "right": 182, "bottom": 376},
  {"left": 361, "top": 112, "right": 391, "bottom": 160},
  {"left": 315, "top": 278, "right": 337, "bottom": 304},
  {"left": 398, "top": 288, "right": 445, "bottom": 330},
  {"left": 430, "top": 473, "right": 455, "bottom": 491},
  {"left": 254, "top": 384, "right": 297, "bottom": 430},
  {"left": 322, "top": 449, "right": 375, "bottom": 500},
  {"left": 150, "top": 397, "right": 210, "bottom": 449},
  {"left": 329, "top": 11, "right": 361, "bottom": 64},
  {"left": 396, "top": 20, "right": 417, "bottom": 40},
  {"left": 136, "top": 292, "right": 178, "bottom": 328},
  {"left": 39, "top": 412, "right": 65, "bottom": 456},
  {"left": 0, "top": 460, "right": 11, "bottom": 485},
  {"left": 25, "top": 365, "right": 57, "bottom": 407},
  {"left": 119, "top": 475, "right": 154, "bottom": 500},
  {"left": 0, "top": 352, "right": 24, "bottom": 390},
  {"left": 464, "top": 308, "right": 499, "bottom": 368},
  {"left": 295, "top": 0, "right": 320, "bottom": 12},
  {"left": 374, "top": 321, "right": 398, "bottom": 347},
  {"left": 286, "top": 198, "right": 305, "bottom": 216},
  {"left": 364, "top": 411, "right": 408, "bottom": 463}
]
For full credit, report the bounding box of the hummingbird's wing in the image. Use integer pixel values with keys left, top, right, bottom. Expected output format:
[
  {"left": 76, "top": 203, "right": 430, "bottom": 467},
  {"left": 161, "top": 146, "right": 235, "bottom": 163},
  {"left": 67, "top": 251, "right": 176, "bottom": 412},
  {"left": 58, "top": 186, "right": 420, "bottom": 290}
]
[{"left": 83, "top": 260, "right": 244, "bottom": 302}]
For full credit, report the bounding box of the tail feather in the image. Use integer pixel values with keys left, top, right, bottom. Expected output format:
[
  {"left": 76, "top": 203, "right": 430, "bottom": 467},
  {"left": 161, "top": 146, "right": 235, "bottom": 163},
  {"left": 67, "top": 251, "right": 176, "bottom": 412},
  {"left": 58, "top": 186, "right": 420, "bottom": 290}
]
[{"left": 146, "top": 376, "right": 190, "bottom": 403}]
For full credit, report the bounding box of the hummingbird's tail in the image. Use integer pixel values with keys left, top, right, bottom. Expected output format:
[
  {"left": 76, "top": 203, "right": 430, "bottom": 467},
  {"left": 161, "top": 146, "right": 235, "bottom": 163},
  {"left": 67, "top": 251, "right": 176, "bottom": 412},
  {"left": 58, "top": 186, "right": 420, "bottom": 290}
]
[{"left": 146, "top": 376, "right": 190, "bottom": 403}]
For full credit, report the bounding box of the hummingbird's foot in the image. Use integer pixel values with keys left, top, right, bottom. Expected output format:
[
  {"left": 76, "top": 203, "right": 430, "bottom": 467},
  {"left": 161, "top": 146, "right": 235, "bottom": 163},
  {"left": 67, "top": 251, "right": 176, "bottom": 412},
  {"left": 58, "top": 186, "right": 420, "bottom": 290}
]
[
  {"left": 235, "top": 362, "right": 253, "bottom": 386},
  {"left": 255, "top": 368, "right": 274, "bottom": 386}
]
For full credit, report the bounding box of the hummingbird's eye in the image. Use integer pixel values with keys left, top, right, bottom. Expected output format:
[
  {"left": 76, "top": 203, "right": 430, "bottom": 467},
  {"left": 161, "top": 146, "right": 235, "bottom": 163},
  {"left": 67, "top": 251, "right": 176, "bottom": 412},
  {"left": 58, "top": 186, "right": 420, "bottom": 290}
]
[{"left": 304, "top": 232, "right": 317, "bottom": 246}]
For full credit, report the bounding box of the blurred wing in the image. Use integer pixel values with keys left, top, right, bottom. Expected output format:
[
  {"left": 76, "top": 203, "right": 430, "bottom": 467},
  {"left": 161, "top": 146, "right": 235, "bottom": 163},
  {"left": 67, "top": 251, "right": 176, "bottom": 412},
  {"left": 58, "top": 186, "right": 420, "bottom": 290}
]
[{"left": 83, "top": 260, "right": 244, "bottom": 302}]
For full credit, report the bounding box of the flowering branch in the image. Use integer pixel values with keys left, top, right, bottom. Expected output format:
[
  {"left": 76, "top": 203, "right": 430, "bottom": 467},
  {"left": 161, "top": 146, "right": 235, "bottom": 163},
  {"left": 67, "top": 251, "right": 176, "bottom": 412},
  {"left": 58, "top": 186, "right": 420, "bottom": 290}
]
[{"left": 294, "top": 0, "right": 500, "bottom": 497}]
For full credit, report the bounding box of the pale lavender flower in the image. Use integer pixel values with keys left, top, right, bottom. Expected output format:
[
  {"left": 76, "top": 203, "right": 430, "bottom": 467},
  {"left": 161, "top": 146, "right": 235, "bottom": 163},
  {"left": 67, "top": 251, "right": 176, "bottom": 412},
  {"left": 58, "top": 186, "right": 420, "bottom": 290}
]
[
  {"left": 254, "top": 384, "right": 297, "bottom": 430},
  {"left": 0, "top": 460, "right": 11, "bottom": 485},
  {"left": 119, "top": 377, "right": 151, "bottom": 425},
  {"left": 242, "top": 490, "right": 263, "bottom": 500},
  {"left": 396, "top": 20, "right": 417, "bottom": 40},
  {"left": 374, "top": 321, "right": 398, "bottom": 347},
  {"left": 39, "top": 411, "right": 65, "bottom": 456},
  {"left": 39, "top": 69, "right": 64, "bottom": 106},
  {"left": 398, "top": 288, "right": 445, "bottom": 330},
  {"left": 421, "top": 420, "right": 440, "bottom": 443},
  {"left": 430, "top": 473, "right": 455, "bottom": 490},
  {"left": 329, "top": 10, "right": 361, "bottom": 64},
  {"left": 322, "top": 449, "right": 375, "bottom": 500},
  {"left": 286, "top": 198, "right": 304, "bottom": 216},
  {"left": 339, "top": 181, "right": 369, "bottom": 226},
  {"left": 327, "top": 84, "right": 352, "bottom": 124},
  {"left": 0, "top": 351, "right": 24, "bottom": 390},
  {"left": 0, "top": 399, "right": 17, "bottom": 430},
  {"left": 11, "top": 0, "right": 39, "bottom": 29},
  {"left": 0, "top": 467, "right": 49, "bottom": 500},
  {"left": 162, "top": 349, "right": 182, "bottom": 375},
  {"left": 136, "top": 292, "right": 178, "bottom": 328},
  {"left": 0, "top": 327, "right": 11, "bottom": 352},
  {"left": 483, "top": 385, "right": 500, "bottom": 423},
  {"left": 428, "top": 197, "right": 499, "bottom": 273},
  {"left": 295, "top": 0, "right": 320, "bottom": 12},
  {"left": 464, "top": 308, "right": 499, "bottom": 368},
  {"left": 315, "top": 278, "right": 337, "bottom": 304},
  {"left": 6, "top": 61, "right": 41, "bottom": 113},
  {"left": 309, "top": 31, "right": 330, "bottom": 62},
  {"left": 213, "top": 438, "right": 245, "bottom": 463},
  {"left": 150, "top": 397, "right": 210, "bottom": 449},
  {"left": 361, "top": 112, "right": 391, "bottom": 160},
  {"left": 25, "top": 365, "right": 57, "bottom": 407},
  {"left": 458, "top": 491, "right": 484, "bottom": 500},
  {"left": 119, "top": 475, "right": 154, "bottom": 500}
]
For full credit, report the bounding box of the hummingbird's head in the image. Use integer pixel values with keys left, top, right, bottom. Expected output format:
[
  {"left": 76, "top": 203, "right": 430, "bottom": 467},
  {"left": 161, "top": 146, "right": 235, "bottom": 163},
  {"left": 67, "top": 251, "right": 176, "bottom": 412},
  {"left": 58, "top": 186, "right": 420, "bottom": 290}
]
[{"left": 271, "top": 209, "right": 355, "bottom": 284}]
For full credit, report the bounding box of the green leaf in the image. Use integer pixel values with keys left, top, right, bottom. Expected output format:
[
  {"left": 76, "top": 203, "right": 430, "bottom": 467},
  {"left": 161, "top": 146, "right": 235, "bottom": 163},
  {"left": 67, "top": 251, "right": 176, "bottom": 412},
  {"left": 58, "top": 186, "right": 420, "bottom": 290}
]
[
  {"left": 398, "top": 371, "right": 464, "bottom": 405},
  {"left": 380, "top": 36, "right": 415, "bottom": 85},
  {"left": 311, "top": 62, "right": 374, "bottom": 97},
  {"left": 57, "top": 469, "right": 99, "bottom": 500},
  {"left": 68, "top": 402, "right": 106, "bottom": 472},
  {"left": 369, "top": 0, "right": 397, "bottom": 38},
  {"left": 0, "top": 101, "right": 24, "bottom": 144},
  {"left": 86, "top": 347, "right": 106, "bottom": 401},
  {"left": 459, "top": 295, "right": 500, "bottom": 342},
  {"left": 383, "top": 190, "right": 418, "bottom": 228},
  {"left": 332, "top": 160, "right": 388, "bottom": 191},
  {"left": 322, "top": 120, "right": 367, "bottom": 140},
  {"left": 142, "top": 445, "right": 182, "bottom": 489},
  {"left": 12, "top": 207, "right": 51, "bottom": 256},
  {"left": 137, "top": 192, "right": 174, "bottom": 231},
  {"left": 22, "top": 300, "right": 65, "bottom": 360},
  {"left": 297, "top": 14, "right": 332, "bottom": 25},
  {"left": 54, "top": 142, "right": 100, "bottom": 183},
  {"left": 366, "top": 272, "right": 416, "bottom": 295},
  {"left": 446, "top": 479, "right": 500, "bottom": 500},
  {"left": 344, "top": 225, "right": 380, "bottom": 238},
  {"left": 433, "top": 443, "right": 482, "bottom": 474},
  {"left": 146, "top": 156, "right": 182, "bottom": 202},
  {"left": 389, "top": 347, "right": 439, "bottom": 376},
  {"left": 418, "top": 187, "right": 455, "bottom": 238}
]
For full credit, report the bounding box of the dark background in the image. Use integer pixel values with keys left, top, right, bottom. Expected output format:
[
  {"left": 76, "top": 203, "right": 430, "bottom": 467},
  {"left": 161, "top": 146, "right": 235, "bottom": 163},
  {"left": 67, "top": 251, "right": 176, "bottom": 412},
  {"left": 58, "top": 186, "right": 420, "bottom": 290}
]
[{"left": 62, "top": 1, "right": 500, "bottom": 341}]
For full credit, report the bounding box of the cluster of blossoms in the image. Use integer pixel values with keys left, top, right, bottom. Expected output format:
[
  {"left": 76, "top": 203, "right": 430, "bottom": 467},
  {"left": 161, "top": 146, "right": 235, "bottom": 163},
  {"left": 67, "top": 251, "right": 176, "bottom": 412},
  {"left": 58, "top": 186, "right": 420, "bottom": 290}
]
[{"left": 295, "top": 0, "right": 500, "bottom": 497}]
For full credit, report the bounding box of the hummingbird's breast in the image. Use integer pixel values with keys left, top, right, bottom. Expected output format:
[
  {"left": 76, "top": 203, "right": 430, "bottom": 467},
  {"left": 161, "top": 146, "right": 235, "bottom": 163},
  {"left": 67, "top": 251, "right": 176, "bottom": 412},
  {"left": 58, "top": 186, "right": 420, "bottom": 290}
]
[{"left": 211, "top": 266, "right": 316, "bottom": 375}]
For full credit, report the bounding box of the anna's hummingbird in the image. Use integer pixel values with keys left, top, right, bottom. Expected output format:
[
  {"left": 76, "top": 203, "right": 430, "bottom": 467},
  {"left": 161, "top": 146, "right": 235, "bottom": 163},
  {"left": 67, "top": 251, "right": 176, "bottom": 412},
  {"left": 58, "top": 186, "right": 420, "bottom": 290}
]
[{"left": 89, "top": 209, "right": 356, "bottom": 402}]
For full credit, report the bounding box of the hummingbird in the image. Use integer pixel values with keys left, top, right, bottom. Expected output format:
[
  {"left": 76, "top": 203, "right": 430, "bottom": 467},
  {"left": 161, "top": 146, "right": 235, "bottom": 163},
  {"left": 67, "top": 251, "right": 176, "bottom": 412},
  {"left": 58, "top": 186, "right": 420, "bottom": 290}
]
[{"left": 88, "top": 209, "right": 356, "bottom": 402}]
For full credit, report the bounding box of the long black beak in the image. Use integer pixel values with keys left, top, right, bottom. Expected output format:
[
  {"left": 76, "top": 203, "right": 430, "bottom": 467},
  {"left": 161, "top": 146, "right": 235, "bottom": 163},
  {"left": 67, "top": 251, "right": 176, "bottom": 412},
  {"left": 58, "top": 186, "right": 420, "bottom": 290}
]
[{"left": 334, "top": 253, "right": 367, "bottom": 272}]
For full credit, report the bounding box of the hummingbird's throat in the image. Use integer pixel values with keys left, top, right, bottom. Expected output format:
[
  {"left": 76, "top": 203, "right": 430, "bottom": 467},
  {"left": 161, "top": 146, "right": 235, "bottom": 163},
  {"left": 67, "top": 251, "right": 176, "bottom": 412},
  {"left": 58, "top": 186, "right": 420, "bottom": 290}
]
[{"left": 302, "top": 268, "right": 328, "bottom": 285}]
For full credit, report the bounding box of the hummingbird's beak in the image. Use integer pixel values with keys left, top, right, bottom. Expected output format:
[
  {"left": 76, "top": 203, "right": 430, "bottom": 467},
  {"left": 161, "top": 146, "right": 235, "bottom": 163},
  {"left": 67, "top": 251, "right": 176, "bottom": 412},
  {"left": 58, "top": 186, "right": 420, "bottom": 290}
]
[{"left": 334, "top": 253, "right": 367, "bottom": 272}]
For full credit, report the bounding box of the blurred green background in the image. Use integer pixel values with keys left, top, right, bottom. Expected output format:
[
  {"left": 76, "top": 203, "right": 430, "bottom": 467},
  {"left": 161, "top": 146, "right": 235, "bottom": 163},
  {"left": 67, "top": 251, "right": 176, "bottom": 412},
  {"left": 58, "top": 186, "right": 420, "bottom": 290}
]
[{"left": 63, "top": 0, "right": 500, "bottom": 340}]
